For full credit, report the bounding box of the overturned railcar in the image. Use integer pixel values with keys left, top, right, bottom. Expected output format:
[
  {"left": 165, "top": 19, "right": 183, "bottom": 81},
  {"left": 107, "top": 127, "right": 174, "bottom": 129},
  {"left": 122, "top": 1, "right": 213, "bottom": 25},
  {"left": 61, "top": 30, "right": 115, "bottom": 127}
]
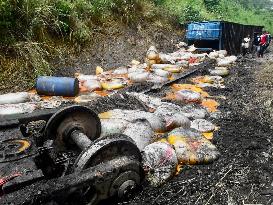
[{"left": 186, "top": 21, "right": 264, "bottom": 54}]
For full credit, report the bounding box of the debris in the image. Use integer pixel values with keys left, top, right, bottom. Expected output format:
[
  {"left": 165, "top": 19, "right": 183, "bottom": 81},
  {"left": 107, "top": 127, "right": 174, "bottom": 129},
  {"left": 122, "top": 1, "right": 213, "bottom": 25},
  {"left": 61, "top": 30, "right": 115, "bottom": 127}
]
[
  {"left": 74, "top": 93, "right": 101, "bottom": 103},
  {"left": 123, "top": 119, "right": 154, "bottom": 151},
  {"left": 142, "top": 142, "right": 178, "bottom": 187},
  {"left": 167, "top": 128, "right": 220, "bottom": 164},
  {"left": 36, "top": 76, "right": 79, "bottom": 97},
  {"left": 0, "top": 92, "right": 30, "bottom": 105},
  {"left": 191, "top": 119, "right": 216, "bottom": 133},
  {"left": 38, "top": 96, "right": 64, "bottom": 109}
]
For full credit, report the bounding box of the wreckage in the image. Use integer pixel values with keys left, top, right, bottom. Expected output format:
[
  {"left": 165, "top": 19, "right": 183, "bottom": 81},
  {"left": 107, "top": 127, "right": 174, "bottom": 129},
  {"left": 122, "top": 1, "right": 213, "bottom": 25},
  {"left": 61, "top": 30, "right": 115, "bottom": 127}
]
[{"left": 0, "top": 44, "right": 237, "bottom": 204}]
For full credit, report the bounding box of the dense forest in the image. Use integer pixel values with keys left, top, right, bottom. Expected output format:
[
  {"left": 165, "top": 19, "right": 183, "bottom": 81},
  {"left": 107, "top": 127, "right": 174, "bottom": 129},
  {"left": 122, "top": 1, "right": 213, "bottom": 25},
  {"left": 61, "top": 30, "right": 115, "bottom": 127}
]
[{"left": 0, "top": 0, "right": 273, "bottom": 90}]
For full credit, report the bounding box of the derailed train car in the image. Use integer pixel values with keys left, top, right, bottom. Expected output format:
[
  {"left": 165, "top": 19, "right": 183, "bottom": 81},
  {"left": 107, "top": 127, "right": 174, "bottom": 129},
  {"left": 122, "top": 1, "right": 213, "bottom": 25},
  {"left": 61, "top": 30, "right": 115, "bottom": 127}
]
[{"left": 186, "top": 21, "right": 264, "bottom": 54}]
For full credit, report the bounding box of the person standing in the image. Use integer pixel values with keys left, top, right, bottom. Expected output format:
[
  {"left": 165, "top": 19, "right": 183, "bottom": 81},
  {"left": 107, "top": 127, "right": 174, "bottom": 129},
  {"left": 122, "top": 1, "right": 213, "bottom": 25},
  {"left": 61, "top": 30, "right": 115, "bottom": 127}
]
[
  {"left": 241, "top": 35, "right": 251, "bottom": 56},
  {"left": 265, "top": 31, "right": 271, "bottom": 50},
  {"left": 252, "top": 34, "right": 261, "bottom": 58},
  {"left": 258, "top": 32, "right": 267, "bottom": 58}
]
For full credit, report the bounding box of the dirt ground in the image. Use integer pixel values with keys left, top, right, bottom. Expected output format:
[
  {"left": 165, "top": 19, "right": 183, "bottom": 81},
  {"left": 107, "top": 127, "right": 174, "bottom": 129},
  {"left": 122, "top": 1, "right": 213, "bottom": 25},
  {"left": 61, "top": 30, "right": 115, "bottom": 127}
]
[{"left": 105, "top": 52, "right": 273, "bottom": 205}]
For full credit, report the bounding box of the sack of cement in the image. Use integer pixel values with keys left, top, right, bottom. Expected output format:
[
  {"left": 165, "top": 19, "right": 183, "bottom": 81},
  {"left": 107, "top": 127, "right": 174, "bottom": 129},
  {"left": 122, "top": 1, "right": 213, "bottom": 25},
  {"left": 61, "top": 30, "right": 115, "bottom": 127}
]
[
  {"left": 0, "top": 92, "right": 30, "bottom": 105},
  {"left": 75, "top": 73, "right": 98, "bottom": 81},
  {"left": 175, "top": 90, "right": 202, "bottom": 103},
  {"left": 101, "top": 80, "right": 125, "bottom": 90},
  {"left": 180, "top": 104, "right": 208, "bottom": 119},
  {"left": 167, "top": 128, "right": 220, "bottom": 164},
  {"left": 176, "top": 60, "right": 189, "bottom": 67},
  {"left": 129, "top": 72, "right": 149, "bottom": 83},
  {"left": 81, "top": 79, "right": 102, "bottom": 92},
  {"left": 147, "top": 46, "right": 159, "bottom": 60},
  {"left": 191, "top": 119, "right": 215, "bottom": 133},
  {"left": 128, "top": 92, "right": 163, "bottom": 109},
  {"left": 142, "top": 142, "right": 178, "bottom": 187},
  {"left": 148, "top": 74, "right": 169, "bottom": 84},
  {"left": 151, "top": 64, "right": 179, "bottom": 70},
  {"left": 99, "top": 109, "right": 167, "bottom": 133},
  {"left": 113, "top": 67, "right": 128, "bottom": 75},
  {"left": 0, "top": 103, "right": 36, "bottom": 115},
  {"left": 217, "top": 50, "right": 228, "bottom": 57},
  {"left": 209, "top": 68, "right": 229, "bottom": 77},
  {"left": 208, "top": 52, "right": 219, "bottom": 59},
  {"left": 128, "top": 67, "right": 146, "bottom": 74},
  {"left": 100, "top": 119, "right": 129, "bottom": 137},
  {"left": 123, "top": 119, "right": 154, "bottom": 151},
  {"left": 154, "top": 103, "right": 183, "bottom": 120},
  {"left": 166, "top": 112, "right": 191, "bottom": 130},
  {"left": 153, "top": 69, "right": 170, "bottom": 78}
]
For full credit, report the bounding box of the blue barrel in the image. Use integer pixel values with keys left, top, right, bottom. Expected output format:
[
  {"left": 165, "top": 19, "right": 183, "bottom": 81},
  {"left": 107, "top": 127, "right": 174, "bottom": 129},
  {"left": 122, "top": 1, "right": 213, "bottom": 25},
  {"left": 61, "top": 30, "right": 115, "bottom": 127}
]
[{"left": 36, "top": 76, "right": 79, "bottom": 97}]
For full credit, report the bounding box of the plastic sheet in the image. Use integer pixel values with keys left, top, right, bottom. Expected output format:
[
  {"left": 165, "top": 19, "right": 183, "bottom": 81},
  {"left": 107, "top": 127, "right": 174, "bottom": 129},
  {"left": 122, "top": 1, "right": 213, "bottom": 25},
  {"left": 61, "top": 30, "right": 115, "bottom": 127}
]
[
  {"left": 0, "top": 92, "right": 30, "bottom": 105},
  {"left": 123, "top": 119, "right": 154, "bottom": 151},
  {"left": 167, "top": 128, "right": 220, "bottom": 164},
  {"left": 153, "top": 69, "right": 170, "bottom": 78},
  {"left": 142, "top": 142, "right": 178, "bottom": 187},
  {"left": 0, "top": 103, "right": 36, "bottom": 115}
]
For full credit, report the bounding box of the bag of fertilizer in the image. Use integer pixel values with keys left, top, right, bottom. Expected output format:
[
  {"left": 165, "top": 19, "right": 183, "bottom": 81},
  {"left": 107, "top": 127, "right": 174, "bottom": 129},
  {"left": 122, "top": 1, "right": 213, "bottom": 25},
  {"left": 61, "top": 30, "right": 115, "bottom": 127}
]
[
  {"left": 123, "top": 119, "right": 154, "bottom": 151},
  {"left": 167, "top": 128, "right": 220, "bottom": 164},
  {"left": 142, "top": 142, "right": 178, "bottom": 187}
]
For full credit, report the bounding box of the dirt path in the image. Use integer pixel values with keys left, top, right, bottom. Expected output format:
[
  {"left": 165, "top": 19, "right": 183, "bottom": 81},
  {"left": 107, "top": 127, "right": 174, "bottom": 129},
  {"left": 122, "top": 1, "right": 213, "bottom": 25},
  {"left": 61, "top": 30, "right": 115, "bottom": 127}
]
[{"left": 111, "top": 53, "right": 273, "bottom": 205}]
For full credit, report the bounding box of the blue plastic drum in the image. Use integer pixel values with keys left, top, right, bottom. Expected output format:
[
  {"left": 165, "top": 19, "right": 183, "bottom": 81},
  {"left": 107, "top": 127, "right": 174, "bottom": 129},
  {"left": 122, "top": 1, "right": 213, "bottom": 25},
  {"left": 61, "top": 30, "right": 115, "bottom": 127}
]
[{"left": 36, "top": 76, "right": 79, "bottom": 97}]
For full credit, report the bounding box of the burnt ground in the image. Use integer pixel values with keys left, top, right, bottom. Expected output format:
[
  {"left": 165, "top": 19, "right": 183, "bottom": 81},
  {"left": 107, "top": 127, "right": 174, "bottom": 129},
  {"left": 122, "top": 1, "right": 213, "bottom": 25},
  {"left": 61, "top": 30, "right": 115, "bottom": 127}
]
[{"left": 108, "top": 55, "right": 273, "bottom": 205}]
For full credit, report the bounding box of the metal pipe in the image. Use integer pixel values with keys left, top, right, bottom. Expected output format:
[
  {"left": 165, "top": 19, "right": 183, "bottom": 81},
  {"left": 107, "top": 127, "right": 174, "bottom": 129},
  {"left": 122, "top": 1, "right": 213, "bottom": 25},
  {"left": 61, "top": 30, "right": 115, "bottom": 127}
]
[{"left": 70, "top": 130, "right": 92, "bottom": 150}]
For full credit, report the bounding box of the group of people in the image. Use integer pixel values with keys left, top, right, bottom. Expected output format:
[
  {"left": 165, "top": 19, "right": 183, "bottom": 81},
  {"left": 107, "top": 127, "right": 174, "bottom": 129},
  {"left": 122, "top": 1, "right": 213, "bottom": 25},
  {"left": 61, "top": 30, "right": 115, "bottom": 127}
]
[{"left": 241, "top": 31, "right": 271, "bottom": 58}]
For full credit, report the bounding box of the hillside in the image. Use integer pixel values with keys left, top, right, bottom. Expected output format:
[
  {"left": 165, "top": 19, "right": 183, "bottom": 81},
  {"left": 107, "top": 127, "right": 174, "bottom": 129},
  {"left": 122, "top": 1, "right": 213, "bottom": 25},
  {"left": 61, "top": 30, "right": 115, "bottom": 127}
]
[{"left": 0, "top": 0, "right": 273, "bottom": 92}]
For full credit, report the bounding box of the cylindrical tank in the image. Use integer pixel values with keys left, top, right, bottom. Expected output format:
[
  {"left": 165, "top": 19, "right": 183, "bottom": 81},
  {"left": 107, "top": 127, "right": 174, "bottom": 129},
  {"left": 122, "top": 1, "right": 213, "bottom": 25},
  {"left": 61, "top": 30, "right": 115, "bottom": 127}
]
[{"left": 36, "top": 76, "right": 79, "bottom": 97}]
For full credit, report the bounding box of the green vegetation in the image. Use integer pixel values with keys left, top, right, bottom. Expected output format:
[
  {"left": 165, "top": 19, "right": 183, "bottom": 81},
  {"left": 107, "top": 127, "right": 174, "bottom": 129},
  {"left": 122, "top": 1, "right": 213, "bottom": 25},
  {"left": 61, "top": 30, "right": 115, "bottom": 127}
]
[{"left": 0, "top": 0, "right": 273, "bottom": 92}]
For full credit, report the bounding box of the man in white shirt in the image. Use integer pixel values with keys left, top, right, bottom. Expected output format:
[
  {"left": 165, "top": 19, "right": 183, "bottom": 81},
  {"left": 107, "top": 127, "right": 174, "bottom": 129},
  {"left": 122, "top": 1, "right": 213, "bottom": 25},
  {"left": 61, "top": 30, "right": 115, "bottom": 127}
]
[{"left": 241, "top": 35, "right": 251, "bottom": 56}]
